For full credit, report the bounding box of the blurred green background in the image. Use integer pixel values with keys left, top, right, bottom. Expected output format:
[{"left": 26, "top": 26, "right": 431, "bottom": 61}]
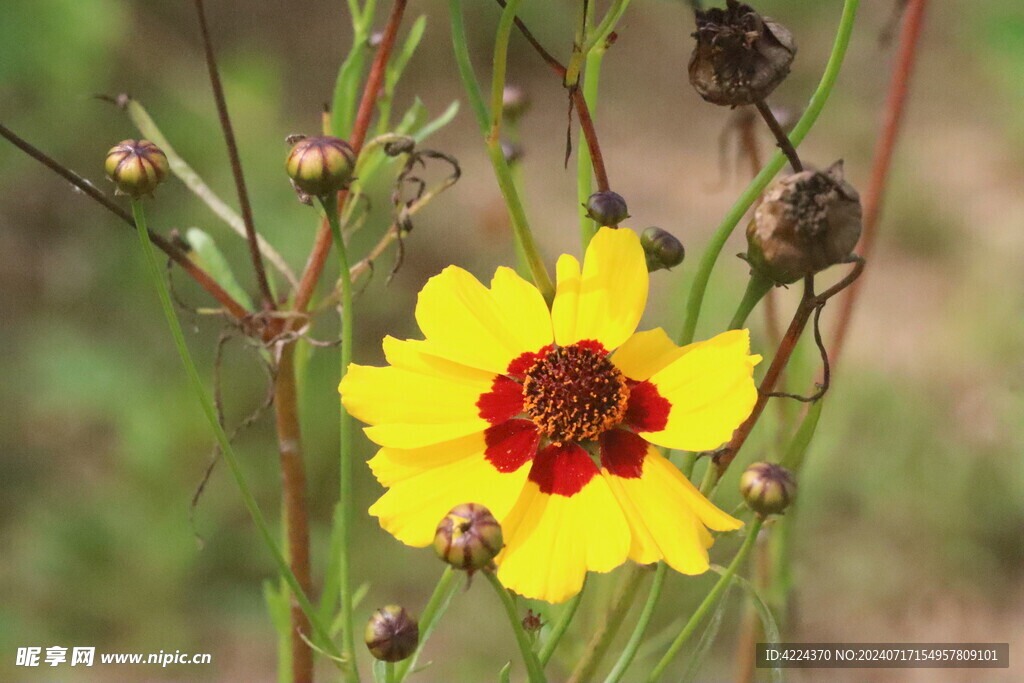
[{"left": 1, "top": 0, "right": 1022, "bottom": 681}]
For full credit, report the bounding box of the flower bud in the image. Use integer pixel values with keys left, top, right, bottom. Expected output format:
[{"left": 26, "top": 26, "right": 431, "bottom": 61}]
[
  {"left": 501, "top": 140, "right": 524, "bottom": 165},
  {"left": 502, "top": 85, "right": 531, "bottom": 121},
  {"left": 104, "top": 140, "right": 169, "bottom": 198},
  {"left": 641, "top": 227, "right": 685, "bottom": 272},
  {"left": 433, "top": 503, "right": 503, "bottom": 571},
  {"left": 746, "top": 161, "right": 862, "bottom": 284},
  {"left": 740, "top": 462, "right": 796, "bottom": 516},
  {"left": 364, "top": 605, "right": 419, "bottom": 662},
  {"left": 522, "top": 609, "right": 543, "bottom": 633},
  {"left": 688, "top": 0, "right": 796, "bottom": 107},
  {"left": 584, "top": 191, "right": 629, "bottom": 227},
  {"left": 285, "top": 135, "right": 356, "bottom": 197}
]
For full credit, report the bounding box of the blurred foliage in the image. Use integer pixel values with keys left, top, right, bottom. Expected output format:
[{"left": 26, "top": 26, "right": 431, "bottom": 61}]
[{"left": 1, "top": 0, "right": 1022, "bottom": 681}]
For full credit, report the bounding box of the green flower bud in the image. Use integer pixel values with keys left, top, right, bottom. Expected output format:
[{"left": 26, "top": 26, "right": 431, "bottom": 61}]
[
  {"left": 364, "top": 605, "right": 419, "bottom": 662},
  {"left": 746, "top": 161, "right": 862, "bottom": 284},
  {"left": 584, "top": 191, "right": 630, "bottom": 227},
  {"left": 434, "top": 503, "right": 504, "bottom": 572},
  {"left": 104, "top": 139, "right": 168, "bottom": 198},
  {"left": 285, "top": 135, "right": 356, "bottom": 197},
  {"left": 740, "top": 462, "right": 796, "bottom": 516},
  {"left": 641, "top": 227, "right": 685, "bottom": 272},
  {"left": 688, "top": 0, "right": 796, "bottom": 107}
]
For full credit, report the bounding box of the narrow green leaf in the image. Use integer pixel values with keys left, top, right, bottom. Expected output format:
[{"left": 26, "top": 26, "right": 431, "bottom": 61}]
[
  {"left": 780, "top": 398, "right": 825, "bottom": 471},
  {"left": 184, "top": 228, "right": 255, "bottom": 311},
  {"left": 263, "top": 579, "right": 293, "bottom": 683},
  {"left": 499, "top": 661, "right": 512, "bottom": 683},
  {"left": 712, "top": 566, "right": 783, "bottom": 683},
  {"left": 680, "top": 584, "right": 734, "bottom": 683}
]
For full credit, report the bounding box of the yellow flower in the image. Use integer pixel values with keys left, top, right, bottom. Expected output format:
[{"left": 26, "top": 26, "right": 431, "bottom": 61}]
[{"left": 341, "top": 227, "right": 761, "bottom": 603}]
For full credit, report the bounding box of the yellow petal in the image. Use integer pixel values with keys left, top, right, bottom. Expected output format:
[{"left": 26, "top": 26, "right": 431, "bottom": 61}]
[
  {"left": 381, "top": 336, "right": 498, "bottom": 387},
  {"left": 612, "top": 327, "right": 693, "bottom": 381},
  {"left": 552, "top": 227, "right": 648, "bottom": 350},
  {"left": 368, "top": 445, "right": 529, "bottom": 547},
  {"left": 414, "top": 265, "right": 552, "bottom": 374},
  {"left": 603, "top": 448, "right": 742, "bottom": 574},
  {"left": 368, "top": 432, "right": 487, "bottom": 486},
  {"left": 496, "top": 478, "right": 631, "bottom": 603},
  {"left": 550, "top": 254, "right": 581, "bottom": 345},
  {"left": 642, "top": 329, "right": 762, "bottom": 452},
  {"left": 363, "top": 422, "right": 488, "bottom": 449},
  {"left": 341, "top": 362, "right": 490, "bottom": 429}
]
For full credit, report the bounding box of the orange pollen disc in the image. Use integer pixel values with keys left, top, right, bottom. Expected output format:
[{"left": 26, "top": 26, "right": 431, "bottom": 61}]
[{"left": 522, "top": 344, "right": 630, "bottom": 444}]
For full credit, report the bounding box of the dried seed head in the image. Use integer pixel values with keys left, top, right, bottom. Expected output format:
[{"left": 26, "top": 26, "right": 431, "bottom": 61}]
[
  {"left": 364, "top": 605, "right": 419, "bottom": 662},
  {"left": 104, "top": 140, "right": 169, "bottom": 198},
  {"left": 285, "top": 135, "right": 356, "bottom": 197},
  {"left": 688, "top": 0, "right": 796, "bottom": 107},
  {"left": 584, "top": 191, "right": 630, "bottom": 227},
  {"left": 740, "top": 462, "right": 796, "bottom": 516},
  {"left": 746, "top": 161, "right": 862, "bottom": 284},
  {"left": 641, "top": 227, "right": 686, "bottom": 272},
  {"left": 433, "top": 503, "right": 504, "bottom": 572}
]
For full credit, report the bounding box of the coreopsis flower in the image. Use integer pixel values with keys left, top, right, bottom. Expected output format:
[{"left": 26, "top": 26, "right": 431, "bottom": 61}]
[{"left": 341, "top": 228, "right": 761, "bottom": 603}]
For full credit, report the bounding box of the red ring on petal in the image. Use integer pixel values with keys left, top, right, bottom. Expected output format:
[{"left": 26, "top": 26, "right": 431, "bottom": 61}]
[
  {"left": 624, "top": 380, "right": 670, "bottom": 432},
  {"left": 477, "top": 376, "right": 525, "bottom": 424},
  {"left": 599, "top": 428, "right": 648, "bottom": 479},
  {"left": 528, "top": 442, "right": 599, "bottom": 497},
  {"left": 484, "top": 419, "right": 540, "bottom": 473}
]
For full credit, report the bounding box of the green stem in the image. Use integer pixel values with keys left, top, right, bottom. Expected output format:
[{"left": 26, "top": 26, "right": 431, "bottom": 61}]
[
  {"left": 676, "top": 0, "right": 860, "bottom": 346},
  {"left": 385, "top": 662, "right": 396, "bottom": 683},
  {"left": 395, "top": 567, "right": 461, "bottom": 682},
  {"left": 566, "top": 566, "right": 647, "bottom": 683},
  {"left": 322, "top": 195, "right": 360, "bottom": 683},
  {"left": 646, "top": 517, "right": 764, "bottom": 682},
  {"left": 563, "top": 0, "right": 588, "bottom": 87},
  {"left": 538, "top": 585, "right": 584, "bottom": 666},
  {"left": 448, "top": 0, "right": 555, "bottom": 301},
  {"left": 577, "top": 48, "right": 603, "bottom": 250},
  {"left": 582, "top": 0, "right": 632, "bottom": 56},
  {"left": 729, "top": 270, "right": 775, "bottom": 330},
  {"left": 484, "top": 571, "right": 548, "bottom": 683},
  {"left": 128, "top": 200, "right": 342, "bottom": 663},
  {"left": 603, "top": 563, "right": 667, "bottom": 683}
]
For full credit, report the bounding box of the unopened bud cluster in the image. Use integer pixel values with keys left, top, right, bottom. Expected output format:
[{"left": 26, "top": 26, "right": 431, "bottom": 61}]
[
  {"left": 746, "top": 161, "right": 862, "bottom": 284},
  {"left": 364, "top": 605, "right": 419, "bottom": 662},
  {"left": 104, "top": 140, "right": 168, "bottom": 198},
  {"left": 641, "top": 227, "right": 685, "bottom": 272},
  {"left": 740, "top": 462, "right": 796, "bottom": 516},
  {"left": 285, "top": 135, "right": 356, "bottom": 197},
  {"left": 585, "top": 191, "right": 630, "bottom": 227},
  {"left": 434, "top": 503, "right": 504, "bottom": 571}
]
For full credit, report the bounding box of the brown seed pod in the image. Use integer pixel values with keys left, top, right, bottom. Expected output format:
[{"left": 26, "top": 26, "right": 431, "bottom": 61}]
[
  {"left": 641, "top": 227, "right": 685, "bottom": 272},
  {"left": 433, "top": 503, "right": 504, "bottom": 572},
  {"left": 104, "top": 140, "right": 169, "bottom": 198},
  {"left": 746, "top": 161, "right": 863, "bottom": 284},
  {"left": 285, "top": 135, "right": 356, "bottom": 197},
  {"left": 688, "top": 0, "right": 796, "bottom": 107},
  {"left": 364, "top": 605, "right": 419, "bottom": 662},
  {"left": 740, "top": 461, "right": 796, "bottom": 516}
]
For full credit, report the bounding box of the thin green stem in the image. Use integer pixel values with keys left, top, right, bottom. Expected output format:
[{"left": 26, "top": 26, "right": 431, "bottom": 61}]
[
  {"left": 448, "top": 0, "right": 555, "bottom": 301},
  {"left": 582, "top": 0, "right": 632, "bottom": 56},
  {"left": 603, "top": 563, "right": 667, "bottom": 683},
  {"left": 563, "top": 0, "right": 588, "bottom": 87},
  {"left": 538, "top": 585, "right": 584, "bottom": 666},
  {"left": 577, "top": 47, "right": 603, "bottom": 250},
  {"left": 395, "top": 567, "right": 461, "bottom": 682},
  {"left": 487, "top": 0, "right": 524, "bottom": 145},
  {"left": 677, "top": 0, "right": 860, "bottom": 345},
  {"left": 322, "top": 195, "right": 360, "bottom": 683},
  {"left": 566, "top": 566, "right": 647, "bottom": 683},
  {"left": 128, "top": 200, "right": 342, "bottom": 664},
  {"left": 484, "top": 571, "right": 548, "bottom": 683},
  {"left": 729, "top": 270, "right": 775, "bottom": 331},
  {"left": 385, "top": 662, "right": 396, "bottom": 683},
  {"left": 646, "top": 518, "right": 764, "bottom": 682}
]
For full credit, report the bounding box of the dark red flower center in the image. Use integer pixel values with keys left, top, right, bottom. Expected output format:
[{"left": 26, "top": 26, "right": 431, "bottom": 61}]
[{"left": 521, "top": 343, "right": 629, "bottom": 444}]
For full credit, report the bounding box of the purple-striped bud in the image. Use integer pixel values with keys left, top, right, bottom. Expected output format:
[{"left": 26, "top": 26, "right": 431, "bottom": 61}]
[
  {"left": 433, "top": 503, "right": 504, "bottom": 572},
  {"left": 364, "top": 605, "right": 419, "bottom": 662},
  {"left": 740, "top": 462, "right": 796, "bottom": 516},
  {"left": 285, "top": 135, "right": 356, "bottom": 197},
  {"left": 104, "top": 140, "right": 168, "bottom": 198}
]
